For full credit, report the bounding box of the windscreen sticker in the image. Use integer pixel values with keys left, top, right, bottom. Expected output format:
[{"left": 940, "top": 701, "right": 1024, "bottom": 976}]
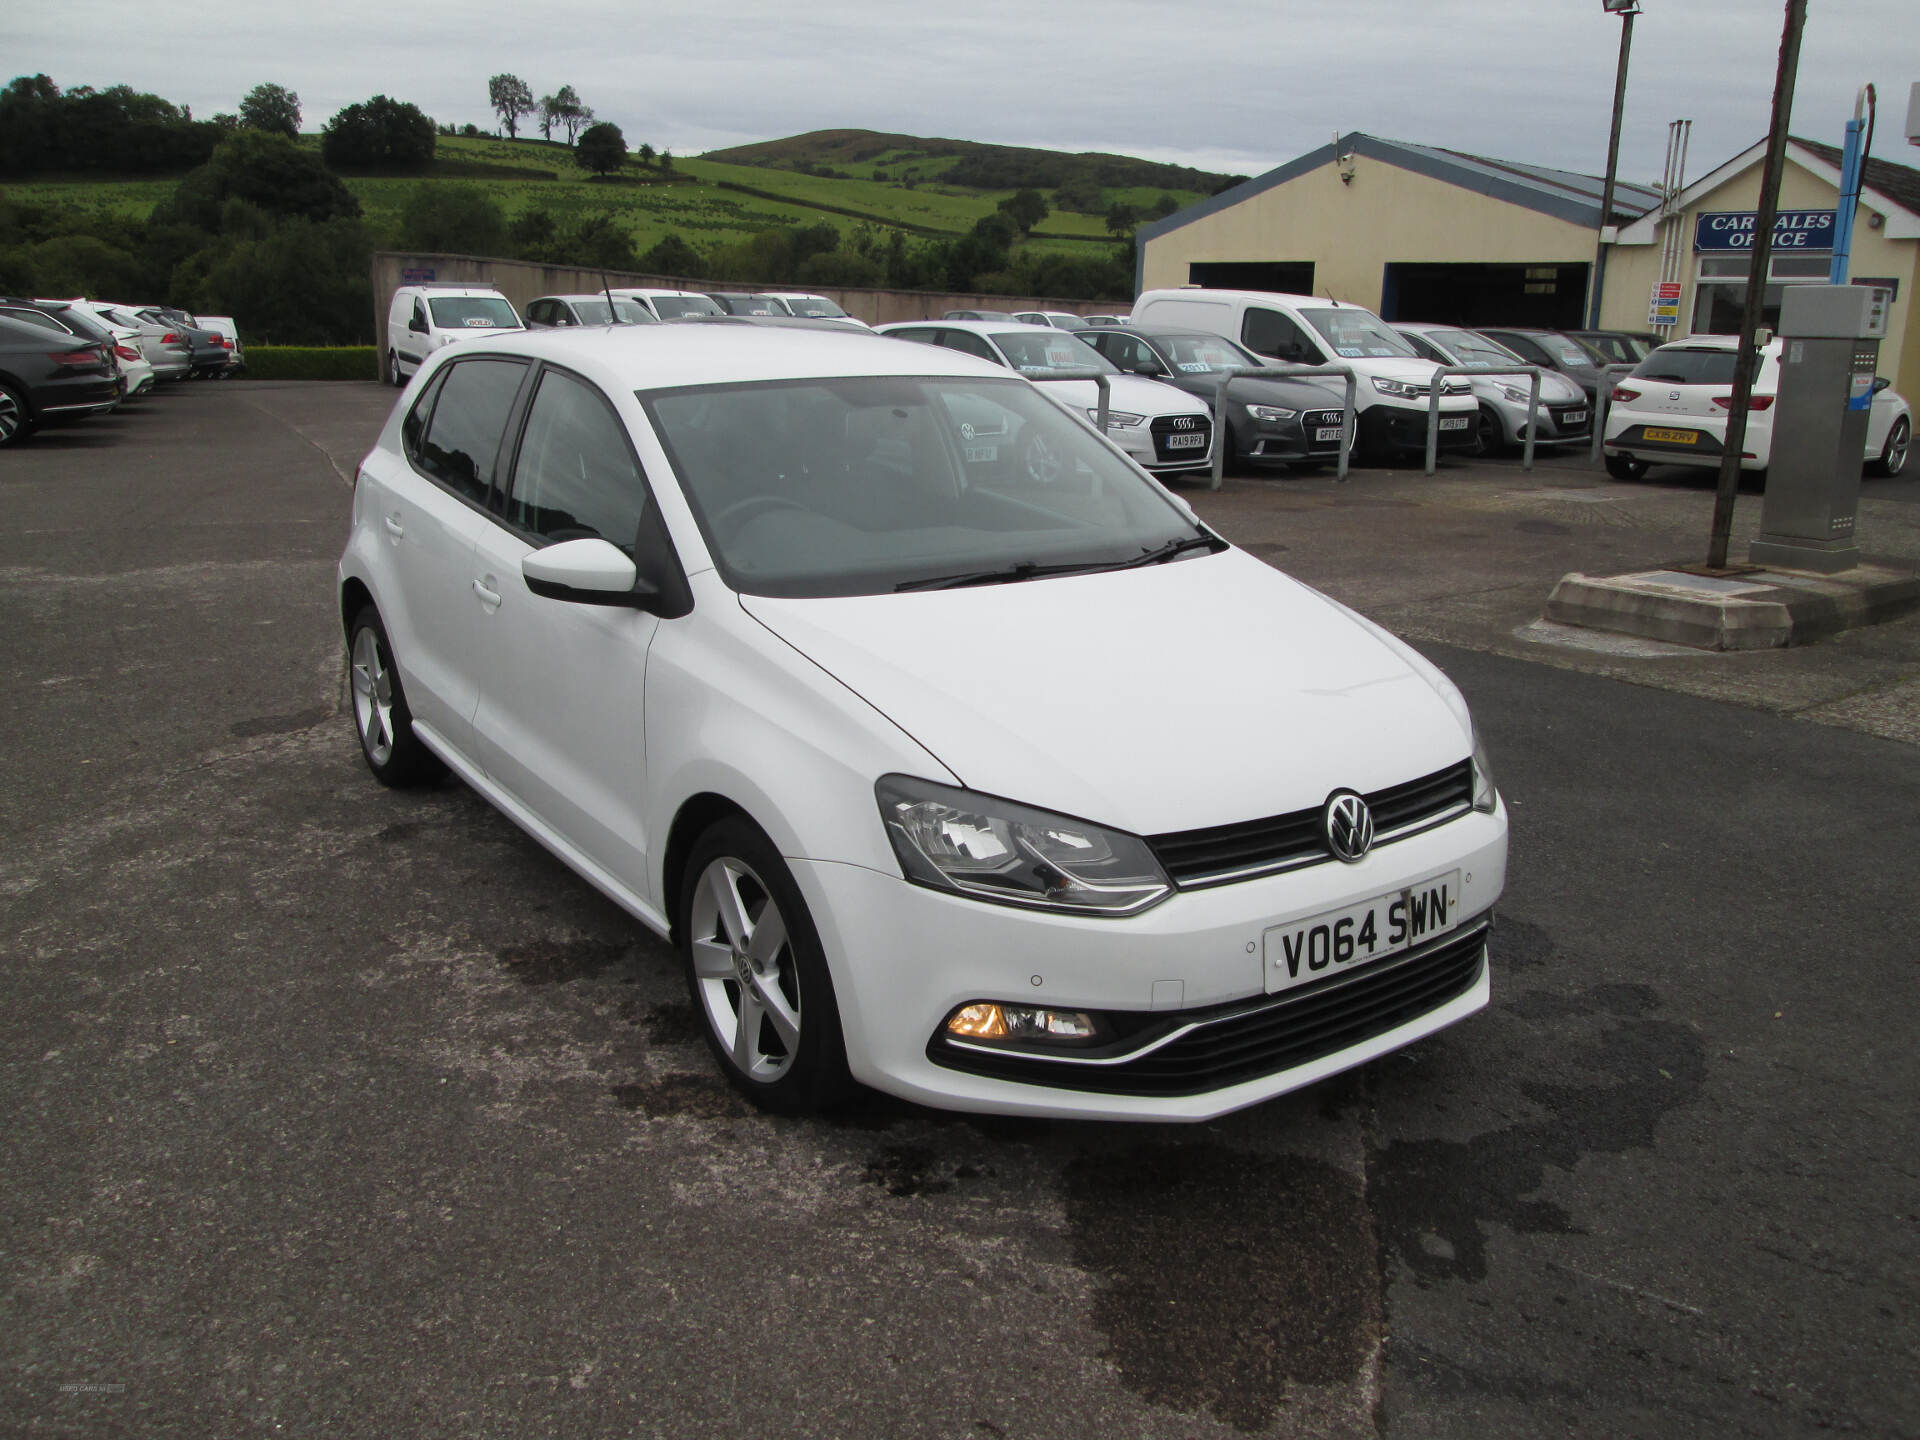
[
  {"left": 1335, "top": 346, "right": 1363, "bottom": 357},
  {"left": 1177, "top": 361, "right": 1213, "bottom": 372},
  {"left": 464, "top": 317, "right": 492, "bottom": 327},
  {"left": 1046, "top": 348, "right": 1075, "bottom": 366}
]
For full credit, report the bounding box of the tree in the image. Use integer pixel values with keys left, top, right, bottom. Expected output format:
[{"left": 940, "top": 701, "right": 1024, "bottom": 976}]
[
  {"left": 1146, "top": 192, "right": 1181, "bottom": 221},
  {"left": 1104, "top": 201, "right": 1140, "bottom": 240},
  {"left": 575, "top": 121, "right": 627, "bottom": 177},
  {"left": 537, "top": 86, "right": 589, "bottom": 145},
  {"left": 1052, "top": 177, "right": 1100, "bottom": 213},
  {"left": 399, "top": 182, "right": 506, "bottom": 255},
  {"left": 238, "top": 83, "right": 300, "bottom": 138},
  {"left": 560, "top": 102, "right": 593, "bottom": 146},
  {"left": 997, "top": 188, "right": 1049, "bottom": 235},
  {"left": 155, "top": 130, "right": 360, "bottom": 231},
  {"left": 639, "top": 232, "right": 703, "bottom": 278},
  {"left": 658, "top": 149, "right": 674, "bottom": 174},
  {"left": 321, "top": 95, "right": 436, "bottom": 169},
  {"left": 636, "top": 142, "right": 655, "bottom": 168},
  {"left": 487, "top": 74, "right": 535, "bottom": 140}
]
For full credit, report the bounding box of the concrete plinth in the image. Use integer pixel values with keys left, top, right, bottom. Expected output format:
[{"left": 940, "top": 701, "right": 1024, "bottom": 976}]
[{"left": 1544, "top": 563, "right": 1920, "bottom": 651}]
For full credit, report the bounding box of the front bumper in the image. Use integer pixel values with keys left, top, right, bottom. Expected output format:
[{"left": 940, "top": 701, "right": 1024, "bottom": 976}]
[
  {"left": 1236, "top": 406, "right": 1348, "bottom": 465},
  {"left": 1109, "top": 415, "right": 1215, "bottom": 474},
  {"left": 1358, "top": 401, "right": 1476, "bottom": 456},
  {"left": 790, "top": 802, "right": 1507, "bottom": 1120}
]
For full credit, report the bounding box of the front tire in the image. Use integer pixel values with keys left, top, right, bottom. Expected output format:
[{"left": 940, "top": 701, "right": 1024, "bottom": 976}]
[
  {"left": 1474, "top": 405, "right": 1506, "bottom": 457},
  {"left": 0, "top": 381, "right": 32, "bottom": 447},
  {"left": 1872, "top": 417, "right": 1910, "bottom": 478},
  {"left": 1605, "top": 453, "right": 1650, "bottom": 481},
  {"left": 347, "top": 605, "right": 446, "bottom": 787},
  {"left": 679, "top": 817, "right": 851, "bottom": 1114}
]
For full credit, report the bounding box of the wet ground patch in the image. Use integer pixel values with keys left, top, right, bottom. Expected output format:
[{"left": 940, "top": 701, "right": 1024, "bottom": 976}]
[
  {"left": 498, "top": 937, "right": 632, "bottom": 986},
  {"left": 859, "top": 1143, "right": 994, "bottom": 1198},
  {"left": 230, "top": 705, "right": 330, "bottom": 738},
  {"left": 609, "top": 1073, "right": 748, "bottom": 1119},
  {"left": 1063, "top": 1143, "right": 1375, "bottom": 1432},
  {"left": 623, "top": 998, "right": 704, "bottom": 1043}
]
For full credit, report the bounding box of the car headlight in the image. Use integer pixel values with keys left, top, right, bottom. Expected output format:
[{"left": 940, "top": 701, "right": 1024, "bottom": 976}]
[
  {"left": 1372, "top": 377, "right": 1424, "bottom": 399},
  {"left": 1471, "top": 733, "right": 1497, "bottom": 814},
  {"left": 876, "top": 775, "right": 1172, "bottom": 915},
  {"left": 1246, "top": 405, "right": 1298, "bottom": 422},
  {"left": 1499, "top": 384, "right": 1532, "bottom": 404},
  {"left": 1086, "top": 408, "right": 1146, "bottom": 428}
]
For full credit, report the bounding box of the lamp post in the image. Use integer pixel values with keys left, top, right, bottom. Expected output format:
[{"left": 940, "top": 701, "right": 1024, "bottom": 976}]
[{"left": 1586, "top": 0, "right": 1640, "bottom": 331}]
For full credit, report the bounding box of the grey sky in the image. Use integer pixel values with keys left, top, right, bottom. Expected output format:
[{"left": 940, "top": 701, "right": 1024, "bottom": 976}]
[{"left": 7, "top": 0, "right": 1917, "bottom": 189}]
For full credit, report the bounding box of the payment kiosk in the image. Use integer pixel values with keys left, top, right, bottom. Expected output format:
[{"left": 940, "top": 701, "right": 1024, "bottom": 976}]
[{"left": 1748, "top": 284, "right": 1891, "bottom": 574}]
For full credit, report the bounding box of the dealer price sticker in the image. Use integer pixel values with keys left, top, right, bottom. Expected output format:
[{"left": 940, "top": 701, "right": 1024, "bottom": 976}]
[{"left": 1262, "top": 871, "right": 1461, "bottom": 994}]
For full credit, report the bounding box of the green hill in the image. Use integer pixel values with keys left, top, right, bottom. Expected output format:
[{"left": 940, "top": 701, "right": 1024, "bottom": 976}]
[{"left": 701, "top": 128, "right": 1244, "bottom": 199}]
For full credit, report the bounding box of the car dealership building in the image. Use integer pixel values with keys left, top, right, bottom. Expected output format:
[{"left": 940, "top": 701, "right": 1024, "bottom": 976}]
[{"left": 1138, "top": 131, "right": 1920, "bottom": 405}]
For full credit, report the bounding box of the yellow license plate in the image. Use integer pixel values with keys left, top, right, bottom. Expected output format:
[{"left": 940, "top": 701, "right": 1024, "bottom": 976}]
[{"left": 1643, "top": 427, "right": 1699, "bottom": 444}]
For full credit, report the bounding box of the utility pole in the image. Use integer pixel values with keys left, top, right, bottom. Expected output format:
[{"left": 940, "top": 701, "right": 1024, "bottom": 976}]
[
  {"left": 1705, "top": 0, "right": 1807, "bottom": 572},
  {"left": 1588, "top": 1, "right": 1639, "bottom": 330}
]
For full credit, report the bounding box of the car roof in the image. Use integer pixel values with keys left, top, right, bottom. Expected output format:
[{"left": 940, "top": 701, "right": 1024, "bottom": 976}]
[
  {"left": 536, "top": 293, "right": 645, "bottom": 304},
  {"left": 881, "top": 319, "right": 1086, "bottom": 341},
  {"left": 420, "top": 322, "right": 1006, "bottom": 391},
  {"left": 405, "top": 286, "right": 507, "bottom": 297},
  {"left": 612, "top": 287, "right": 708, "bottom": 298}
]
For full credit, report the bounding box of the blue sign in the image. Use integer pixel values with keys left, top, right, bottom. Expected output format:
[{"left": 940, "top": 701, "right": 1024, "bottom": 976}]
[
  {"left": 400, "top": 266, "right": 438, "bottom": 282},
  {"left": 1694, "top": 211, "right": 1836, "bottom": 252}
]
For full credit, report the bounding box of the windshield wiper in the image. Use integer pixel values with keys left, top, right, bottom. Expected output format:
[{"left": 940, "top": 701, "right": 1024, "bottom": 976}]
[{"left": 894, "top": 535, "right": 1221, "bottom": 592}]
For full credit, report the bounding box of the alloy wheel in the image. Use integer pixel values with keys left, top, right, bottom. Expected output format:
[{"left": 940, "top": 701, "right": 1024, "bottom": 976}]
[
  {"left": 0, "top": 388, "right": 21, "bottom": 442},
  {"left": 1885, "top": 419, "right": 1910, "bottom": 478},
  {"left": 689, "top": 857, "right": 802, "bottom": 1082},
  {"left": 350, "top": 626, "right": 396, "bottom": 767}
]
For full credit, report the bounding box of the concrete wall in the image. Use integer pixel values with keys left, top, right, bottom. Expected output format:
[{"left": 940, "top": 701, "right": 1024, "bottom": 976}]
[
  {"left": 1599, "top": 157, "right": 1920, "bottom": 409},
  {"left": 1138, "top": 158, "right": 1598, "bottom": 304},
  {"left": 368, "top": 251, "right": 1129, "bottom": 375}
]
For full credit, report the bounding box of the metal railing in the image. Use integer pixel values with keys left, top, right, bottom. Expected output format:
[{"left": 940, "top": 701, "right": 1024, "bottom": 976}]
[
  {"left": 1589, "top": 363, "right": 1638, "bottom": 465},
  {"left": 1423, "top": 366, "right": 1546, "bottom": 476},
  {"left": 1028, "top": 367, "right": 1112, "bottom": 434},
  {"left": 1211, "top": 365, "right": 1360, "bottom": 488}
]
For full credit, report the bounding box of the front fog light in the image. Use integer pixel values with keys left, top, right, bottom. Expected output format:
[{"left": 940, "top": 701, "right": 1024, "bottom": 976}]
[
  {"left": 1471, "top": 734, "right": 1497, "bottom": 813},
  {"left": 946, "top": 1003, "right": 1101, "bottom": 1044}
]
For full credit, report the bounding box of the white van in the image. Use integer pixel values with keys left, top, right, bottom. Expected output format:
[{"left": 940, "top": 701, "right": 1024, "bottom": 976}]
[
  {"left": 385, "top": 285, "right": 523, "bottom": 385},
  {"left": 1131, "top": 289, "right": 1477, "bottom": 458}
]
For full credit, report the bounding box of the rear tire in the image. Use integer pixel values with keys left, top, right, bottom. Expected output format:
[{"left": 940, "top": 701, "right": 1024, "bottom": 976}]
[
  {"left": 1871, "top": 417, "right": 1909, "bottom": 478},
  {"left": 679, "top": 817, "right": 852, "bottom": 1114},
  {"left": 1605, "top": 453, "right": 1649, "bottom": 481},
  {"left": 387, "top": 350, "right": 403, "bottom": 387},
  {"left": 347, "top": 605, "right": 446, "bottom": 787}
]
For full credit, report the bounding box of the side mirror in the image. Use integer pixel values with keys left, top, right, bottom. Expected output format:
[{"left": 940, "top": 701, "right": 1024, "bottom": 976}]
[
  {"left": 1871, "top": 376, "right": 1890, "bottom": 394},
  {"left": 409, "top": 315, "right": 428, "bottom": 334},
  {"left": 1132, "top": 362, "right": 1163, "bottom": 377},
  {"left": 523, "top": 538, "right": 650, "bottom": 608}
]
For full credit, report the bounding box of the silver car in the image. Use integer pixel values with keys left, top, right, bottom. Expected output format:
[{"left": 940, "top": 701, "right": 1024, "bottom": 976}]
[{"left": 1395, "top": 323, "right": 1592, "bottom": 453}]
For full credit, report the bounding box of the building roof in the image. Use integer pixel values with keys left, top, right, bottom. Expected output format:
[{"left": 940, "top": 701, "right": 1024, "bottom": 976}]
[
  {"left": 1794, "top": 138, "right": 1920, "bottom": 221},
  {"left": 1137, "top": 132, "right": 1665, "bottom": 256}
]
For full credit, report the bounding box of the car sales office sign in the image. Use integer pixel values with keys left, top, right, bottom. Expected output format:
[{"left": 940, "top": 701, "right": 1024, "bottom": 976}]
[{"left": 1694, "top": 210, "right": 1836, "bottom": 252}]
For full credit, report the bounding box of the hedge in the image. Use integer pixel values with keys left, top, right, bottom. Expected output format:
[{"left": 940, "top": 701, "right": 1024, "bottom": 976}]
[{"left": 240, "top": 347, "right": 380, "bottom": 381}]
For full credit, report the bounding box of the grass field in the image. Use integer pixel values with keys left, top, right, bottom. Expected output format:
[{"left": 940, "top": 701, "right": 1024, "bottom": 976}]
[{"left": 5, "top": 132, "right": 1197, "bottom": 260}]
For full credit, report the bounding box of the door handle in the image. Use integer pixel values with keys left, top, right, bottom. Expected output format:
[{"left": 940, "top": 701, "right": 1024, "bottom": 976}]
[
  {"left": 383, "top": 512, "right": 404, "bottom": 539},
  {"left": 472, "top": 578, "right": 502, "bottom": 608}
]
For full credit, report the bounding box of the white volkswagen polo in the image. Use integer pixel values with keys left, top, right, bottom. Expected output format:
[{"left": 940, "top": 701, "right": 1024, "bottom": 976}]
[{"left": 338, "top": 325, "right": 1507, "bottom": 1120}]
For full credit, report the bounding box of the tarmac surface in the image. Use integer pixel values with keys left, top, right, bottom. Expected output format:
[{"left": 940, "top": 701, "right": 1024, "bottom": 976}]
[{"left": 3, "top": 381, "right": 1916, "bottom": 1438}]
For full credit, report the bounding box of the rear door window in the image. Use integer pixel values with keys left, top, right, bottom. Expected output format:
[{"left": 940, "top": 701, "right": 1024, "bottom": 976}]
[{"left": 413, "top": 358, "right": 529, "bottom": 505}]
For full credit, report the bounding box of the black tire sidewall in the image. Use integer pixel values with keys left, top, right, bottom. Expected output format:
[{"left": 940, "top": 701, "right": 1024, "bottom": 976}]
[
  {"left": 347, "top": 605, "right": 443, "bottom": 787},
  {"left": 0, "top": 381, "right": 30, "bottom": 446},
  {"left": 678, "top": 817, "right": 850, "bottom": 1113},
  {"left": 1879, "top": 418, "right": 1909, "bottom": 477}
]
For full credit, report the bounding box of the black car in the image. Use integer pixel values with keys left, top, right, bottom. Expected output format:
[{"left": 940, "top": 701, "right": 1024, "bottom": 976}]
[
  {"left": 1474, "top": 327, "right": 1606, "bottom": 405},
  {"left": 1081, "top": 327, "right": 1350, "bottom": 469},
  {"left": 0, "top": 298, "right": 128, "bottom": 397},
  {"left": 0, "top": 312, "right": 119, "bottom": 445},
  {"left": 1568, "top": 329, "right": 1660, "bottom": 366}
]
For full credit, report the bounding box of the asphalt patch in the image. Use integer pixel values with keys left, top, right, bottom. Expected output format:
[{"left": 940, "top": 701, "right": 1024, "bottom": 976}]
[
  {"left": 1515, "top": 518, "right": 1573, "bottom": 536},
  {"left": 1063, "top": 1144, "right": 1374, "bottom": 1432},
  {"left": 609, "top": 1074, "right": 749, "bottom": 1119},
  {"left": 498, "top": 937, "right": 632, "bottom": 985},
  {"left": 627, "top": 998, "right": 704, "bottom": 1043},
  {"left": 1367, "top": 981, "right": 1706, "bottom": 1284},
  {"left": 229, "top": 705, "right": 330, "bottom": 737}
]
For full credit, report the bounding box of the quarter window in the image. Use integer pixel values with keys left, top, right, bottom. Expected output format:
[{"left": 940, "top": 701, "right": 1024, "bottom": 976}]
[
  {"left": 413, "top": 358, "right": 528, "bottom": 505},
  {"left": 937, "top": 330, "right": 1001, "bottom": 363},
  {"left": 506, "top": 369, "right": 650, "bottom": 550}
]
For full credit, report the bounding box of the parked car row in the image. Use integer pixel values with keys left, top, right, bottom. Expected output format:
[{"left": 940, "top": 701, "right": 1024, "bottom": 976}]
[{"left": 0, "top": 296, "right": 242, "bottom": 448}]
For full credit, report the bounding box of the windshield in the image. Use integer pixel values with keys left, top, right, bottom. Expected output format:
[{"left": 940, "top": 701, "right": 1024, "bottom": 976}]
[
  {"left": 654, "top": 295, "right": 725, "bottom": 319},
  {"left": 721, "top": 296, "right": 784, "bottom": 314},
  {"left": 573, "top": 299, "right": 657, "bottom": 325},
  {"left": 1301, "top": 309, "right": 1417, "bottom": 359},
  {"left": 1159, "top": 335, "right": 1258, "bottom": 373},
  {"left": 429, "top": 297, "right": 521, "bottom": 329},
  {"left": 1429, "top": 329, "right": 1526, "bottom": 368},
  {"left": 991, "top": 330, "right": 1116, "bottom": 377},
  {"left": 645, "top": 376, "right": 1205, "bottom": 598},
  {"left": 1541, "top": 334, "right": 1595, "bottom": 367},
  {"left": 1631, "top": 348, "right": 1738, "bottom": 385},
  {"left": 780, "top": 297, "right": 848, "bottom": 318}
]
